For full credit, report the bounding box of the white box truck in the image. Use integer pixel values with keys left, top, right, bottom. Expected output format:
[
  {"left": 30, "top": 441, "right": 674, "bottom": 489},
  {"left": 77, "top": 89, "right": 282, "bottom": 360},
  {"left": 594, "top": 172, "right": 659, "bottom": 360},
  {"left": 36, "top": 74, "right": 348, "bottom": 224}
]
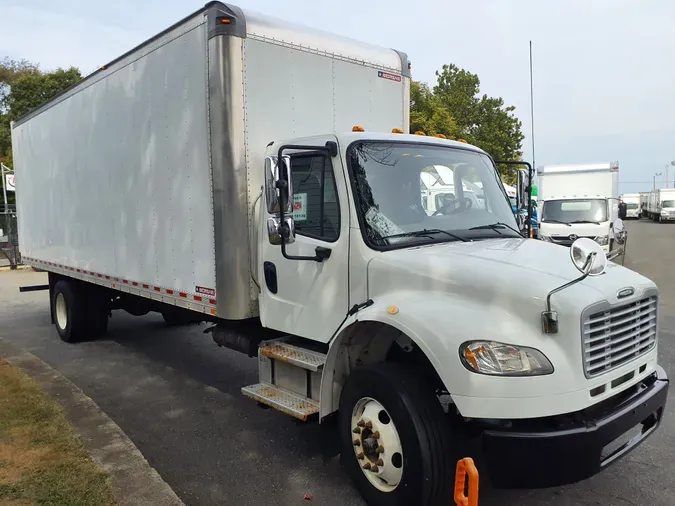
[
  {"left": 620, "top": 193, "right": 640, "bottom": 219},
  {"left": 646, "top": 188, "right": 675, "bottom": 222},
  {"left": 11, "top": 3, "right": 667, "bottom": 503},
  {"left": 537, "top": 163, "right": 619, "bottom": 253},
  {"left": 639, "top": 191, "right": 650, "bottom": 219}
]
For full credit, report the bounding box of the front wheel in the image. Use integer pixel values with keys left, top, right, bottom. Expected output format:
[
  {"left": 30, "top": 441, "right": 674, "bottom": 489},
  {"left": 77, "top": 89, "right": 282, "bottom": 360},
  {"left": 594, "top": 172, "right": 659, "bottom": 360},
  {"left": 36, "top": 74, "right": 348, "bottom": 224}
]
[{"left": 339, "top": 364, "right": 453, "bottom": 506}]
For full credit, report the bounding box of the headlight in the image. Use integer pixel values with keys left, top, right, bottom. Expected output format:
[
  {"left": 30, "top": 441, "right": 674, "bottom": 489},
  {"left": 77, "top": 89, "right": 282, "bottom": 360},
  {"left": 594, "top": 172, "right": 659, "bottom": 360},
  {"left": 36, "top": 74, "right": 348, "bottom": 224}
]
[
  {"left": 540, "top": 235, "right": 552, "bottom": 242},
  {"left": 594, "top": 235, "right": 609, "bottom": 246},
  {"left": 459, "top": 341, "right": 554, "bottom": 376}
]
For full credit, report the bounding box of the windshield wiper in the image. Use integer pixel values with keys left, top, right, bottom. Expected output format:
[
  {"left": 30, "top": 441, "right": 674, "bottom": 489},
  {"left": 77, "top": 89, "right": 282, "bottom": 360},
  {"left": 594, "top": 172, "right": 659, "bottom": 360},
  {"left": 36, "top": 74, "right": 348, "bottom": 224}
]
[
  {"left": 542, "top": 219, "right": 571, "bottom": 226},
  {"left": 469, "top": 222, "right": 523, "bottom": 236},
  {"left": 568, "top": 220, "right": 601, "bottom": 225},
  {"left": 385, "top": 229, "right": 468, "bottom": 243}
]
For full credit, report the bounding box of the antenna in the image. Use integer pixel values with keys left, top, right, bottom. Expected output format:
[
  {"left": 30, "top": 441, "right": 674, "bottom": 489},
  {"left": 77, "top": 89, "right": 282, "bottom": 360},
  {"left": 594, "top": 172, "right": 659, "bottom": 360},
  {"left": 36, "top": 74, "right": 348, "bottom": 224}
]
[{"left": 529, "top": 41, "right": 536, "bottom": 171}]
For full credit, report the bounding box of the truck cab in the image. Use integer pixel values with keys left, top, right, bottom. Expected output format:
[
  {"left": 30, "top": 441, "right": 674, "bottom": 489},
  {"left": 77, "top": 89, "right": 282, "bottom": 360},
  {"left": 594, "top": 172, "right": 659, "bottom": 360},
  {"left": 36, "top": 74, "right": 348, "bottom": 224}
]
[
  {"left": 256, "top": 131, "right": 666, "bottom": 500},
  {"left": 537, "top": 163, "right": 619, "bottom": 253}
]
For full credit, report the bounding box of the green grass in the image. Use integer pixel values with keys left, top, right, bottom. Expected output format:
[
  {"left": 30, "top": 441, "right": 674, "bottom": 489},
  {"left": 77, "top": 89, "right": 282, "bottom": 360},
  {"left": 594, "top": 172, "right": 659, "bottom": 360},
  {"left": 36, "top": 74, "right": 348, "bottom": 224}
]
[{"left": 0, "top": 359, "right": 116, "bottom": 506}]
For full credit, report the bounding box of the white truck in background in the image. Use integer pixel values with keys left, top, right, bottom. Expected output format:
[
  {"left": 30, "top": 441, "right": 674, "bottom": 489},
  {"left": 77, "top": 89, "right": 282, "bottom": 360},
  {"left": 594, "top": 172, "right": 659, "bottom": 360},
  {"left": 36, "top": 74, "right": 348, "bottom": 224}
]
[
  {"left": 538, "top": 163, "right": 619, "bottom": 253},
  {"left": 11, "top": 3, "right": 668, "bottom": 504},
  {"left": 620, "top": 193, "right": 640, "bottom": 219},
  {"left": 645, "top": 188, "right": 675, "bottom": 222},
  {"left": 639, "top": 191, "right": 650, "bottom": 219}
]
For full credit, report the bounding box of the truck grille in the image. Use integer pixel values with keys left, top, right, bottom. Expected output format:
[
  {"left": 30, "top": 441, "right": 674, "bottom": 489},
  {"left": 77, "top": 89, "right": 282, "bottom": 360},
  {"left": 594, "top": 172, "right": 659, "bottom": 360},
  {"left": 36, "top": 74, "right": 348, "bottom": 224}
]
[
  {"left": 551, "top": 234, "right": 594, "bottom": 247},
  {"left": 582, "top": 292, "right": 658, "bottom": 378}
]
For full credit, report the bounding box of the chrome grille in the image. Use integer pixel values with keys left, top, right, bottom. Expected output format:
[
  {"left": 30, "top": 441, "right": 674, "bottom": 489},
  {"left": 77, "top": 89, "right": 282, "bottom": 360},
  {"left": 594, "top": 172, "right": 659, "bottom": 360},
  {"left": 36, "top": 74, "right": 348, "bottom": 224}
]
[{"left": 582, "top": 293, "right": 658, "bottom": 378}]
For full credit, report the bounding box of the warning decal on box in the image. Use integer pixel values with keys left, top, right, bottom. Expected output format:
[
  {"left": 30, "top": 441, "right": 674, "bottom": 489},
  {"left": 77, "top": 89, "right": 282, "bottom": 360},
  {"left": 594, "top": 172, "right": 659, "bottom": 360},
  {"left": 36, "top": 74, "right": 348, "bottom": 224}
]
[
  {"left": 378, "top": 71, "right": 402, "bottom": 82},
  {"left": 196, "top": 286, "right": 216, "bottom": 296},
  {"left": 293, "top": 193, "right": 307, "bottom": 221}
]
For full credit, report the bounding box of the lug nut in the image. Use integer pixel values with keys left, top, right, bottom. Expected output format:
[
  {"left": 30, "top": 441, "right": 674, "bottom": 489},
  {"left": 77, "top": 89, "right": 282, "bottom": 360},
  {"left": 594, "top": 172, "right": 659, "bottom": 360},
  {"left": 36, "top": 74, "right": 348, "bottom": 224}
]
[
  {"left": 373, "top": 431, "right": 380, "bottom": 439},
  {"left": 371, "top": 465, "right": 379, "bottom": 472},
  {"left": 353, "top": 440, "right": 360, "bottom": 446},
  {"left": 357, "top": 420, "right": 365, "bottom": 427},
  {"left": 363, "top": 462, "right": 371, "bottom": 470},
  {"left": 376, "top": 446, "right": 385, "bottom": 454},
  {"left": 353, "top": 427, "right": 360, "bottom": 434},
  {"left": 356, "top": 452, "right": 364, "bottom": 460},
  {"left": 365, "top": 421, "right": 373, "bottom": 429},
  {"left": 376, "top": 459, "right": 384, "bottom": 466}
]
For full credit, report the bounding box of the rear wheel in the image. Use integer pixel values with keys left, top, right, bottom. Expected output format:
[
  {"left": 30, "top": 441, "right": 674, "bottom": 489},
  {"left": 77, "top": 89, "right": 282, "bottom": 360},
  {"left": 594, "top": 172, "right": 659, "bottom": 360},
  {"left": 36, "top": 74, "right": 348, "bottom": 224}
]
[
  {"left": 339, "top": 363, "right": 454, "bottom": 506},
  {"left": 52, "top": 280, "right": 108, "bottom": 343}
]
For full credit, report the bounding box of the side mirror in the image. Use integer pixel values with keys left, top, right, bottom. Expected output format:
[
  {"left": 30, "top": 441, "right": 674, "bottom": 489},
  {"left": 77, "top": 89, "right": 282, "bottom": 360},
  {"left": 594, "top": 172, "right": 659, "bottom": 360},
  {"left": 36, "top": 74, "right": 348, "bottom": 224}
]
[
  {"left": 516, "top": 168, "right": 529, "bottom": 211},
  {"left": 618, "top": 201, "right": 627, "bottom": 220},
  {"left": 264, "top": 155, "right": 293, "bottom": 215},
  {"left": 264, "top": 155, "right": 295, "bottom": 245}
]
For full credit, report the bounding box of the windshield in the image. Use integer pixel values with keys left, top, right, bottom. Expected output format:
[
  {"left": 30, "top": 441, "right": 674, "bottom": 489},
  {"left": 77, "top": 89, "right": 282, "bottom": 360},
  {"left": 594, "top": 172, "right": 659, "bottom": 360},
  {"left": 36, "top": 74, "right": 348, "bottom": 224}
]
[
  {"left": 348, "top": 141, "right": 519, "bottom": 248},
  {"left": 625, "top": 203, "right": 638, "bottom": 209},
  {"left": 662, "top": 200, "right": 675, "bottom": 208},
  {"left": 542, "top": 199, "right": 608, "bottom": 223}
]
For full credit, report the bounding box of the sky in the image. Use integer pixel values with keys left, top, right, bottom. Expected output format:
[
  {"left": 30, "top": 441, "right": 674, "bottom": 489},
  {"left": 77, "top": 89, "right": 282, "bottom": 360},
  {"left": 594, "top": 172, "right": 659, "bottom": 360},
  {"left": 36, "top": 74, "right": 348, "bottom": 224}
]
[{"left": 2, "top": 0, "right": 674, "bottom": 193}]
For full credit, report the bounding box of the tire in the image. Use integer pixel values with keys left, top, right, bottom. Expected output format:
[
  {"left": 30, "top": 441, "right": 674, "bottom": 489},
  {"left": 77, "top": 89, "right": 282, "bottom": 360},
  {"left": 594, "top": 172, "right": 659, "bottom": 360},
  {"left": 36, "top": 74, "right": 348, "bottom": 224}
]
[
  {"left": 52, "top": 280, "right": 108, "bottom": 343},
  {"left": 339, "top": 363, "right": 453, "bottom": 506}
]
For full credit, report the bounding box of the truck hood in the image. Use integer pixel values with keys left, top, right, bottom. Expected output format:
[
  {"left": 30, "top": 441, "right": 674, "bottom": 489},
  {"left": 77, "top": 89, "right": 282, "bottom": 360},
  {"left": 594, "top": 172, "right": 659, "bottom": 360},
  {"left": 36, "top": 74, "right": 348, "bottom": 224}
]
[{"left": 366, "top": 238, "right": 654, "bottom": 312}]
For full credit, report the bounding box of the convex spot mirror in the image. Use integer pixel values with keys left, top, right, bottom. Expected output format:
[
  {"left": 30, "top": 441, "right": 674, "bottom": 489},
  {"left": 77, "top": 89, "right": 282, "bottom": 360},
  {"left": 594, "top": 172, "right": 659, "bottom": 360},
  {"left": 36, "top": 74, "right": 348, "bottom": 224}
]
[{"left": 570, "top": 237, "right": 607, "bottom": 276}]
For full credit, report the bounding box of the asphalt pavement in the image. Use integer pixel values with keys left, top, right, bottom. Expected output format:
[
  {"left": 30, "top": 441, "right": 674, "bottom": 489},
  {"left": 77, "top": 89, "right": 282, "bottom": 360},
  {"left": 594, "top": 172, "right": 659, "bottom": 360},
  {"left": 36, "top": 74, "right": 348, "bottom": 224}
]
[{"left": 1, "top": 219, "right": 674, "bottom": 506}]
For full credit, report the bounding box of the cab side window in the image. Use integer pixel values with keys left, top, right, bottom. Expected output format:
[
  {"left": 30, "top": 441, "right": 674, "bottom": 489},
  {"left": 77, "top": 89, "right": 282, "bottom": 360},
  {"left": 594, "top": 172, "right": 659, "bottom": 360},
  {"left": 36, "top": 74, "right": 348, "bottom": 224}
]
[{"left": 290, "top": 154, "right": 340, "bottom": 242}]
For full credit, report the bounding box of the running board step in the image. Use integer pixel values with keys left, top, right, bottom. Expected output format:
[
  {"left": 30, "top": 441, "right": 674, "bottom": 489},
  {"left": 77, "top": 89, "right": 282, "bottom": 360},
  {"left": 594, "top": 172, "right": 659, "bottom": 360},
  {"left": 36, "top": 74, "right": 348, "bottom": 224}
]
[
  {"left": 241, "top": 383, "right": 319, "bottom": 421},
  {"left": 259, "top": 342, "right": 326, "bottom": 372}
]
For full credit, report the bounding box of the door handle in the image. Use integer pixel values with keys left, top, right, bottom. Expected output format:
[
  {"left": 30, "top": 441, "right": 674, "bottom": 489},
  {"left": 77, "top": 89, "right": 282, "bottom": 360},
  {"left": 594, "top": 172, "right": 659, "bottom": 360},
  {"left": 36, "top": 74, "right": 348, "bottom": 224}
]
[{"left": 314, "top": 246, "right": 332, "bottom": 262}]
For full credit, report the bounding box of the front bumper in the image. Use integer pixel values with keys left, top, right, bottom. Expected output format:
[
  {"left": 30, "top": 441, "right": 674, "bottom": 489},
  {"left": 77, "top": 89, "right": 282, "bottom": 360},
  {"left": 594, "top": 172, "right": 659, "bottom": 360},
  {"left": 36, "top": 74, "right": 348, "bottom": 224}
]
[{"left": 482, "top": 365, "right": 668, "bottom": 489}]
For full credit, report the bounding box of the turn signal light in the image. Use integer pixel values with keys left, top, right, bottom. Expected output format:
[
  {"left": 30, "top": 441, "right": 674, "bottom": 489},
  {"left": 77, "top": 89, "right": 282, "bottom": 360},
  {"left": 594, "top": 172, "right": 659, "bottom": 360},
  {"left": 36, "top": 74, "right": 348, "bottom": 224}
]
[
  {"left": 457, "top": 138, "right": 468, "bottom": 144},
  {"left": 352, "top": 125, "right": 365, "bottom": 132},
  {"left": 434, "top": 134, "right": 447, "bottom": 139},
  {"left": 392, "top": 128, "right": 404, "bottom": 134},
  {"left": 413, "top": 131, "right": 426, "bottom": 136}
]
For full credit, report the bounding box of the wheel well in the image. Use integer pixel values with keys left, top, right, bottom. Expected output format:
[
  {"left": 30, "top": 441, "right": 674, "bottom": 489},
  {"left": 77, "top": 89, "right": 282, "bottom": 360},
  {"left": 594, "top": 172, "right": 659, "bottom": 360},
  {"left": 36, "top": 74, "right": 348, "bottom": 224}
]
[{"left": 322, "top": 321, "right": 446, "bottom": 418}]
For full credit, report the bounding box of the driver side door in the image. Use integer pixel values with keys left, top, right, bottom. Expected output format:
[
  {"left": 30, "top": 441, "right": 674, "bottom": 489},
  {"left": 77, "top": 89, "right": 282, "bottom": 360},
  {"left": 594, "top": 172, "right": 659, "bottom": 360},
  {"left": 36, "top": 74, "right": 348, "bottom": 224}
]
[{"left": 258, "top": 137, "right": 350, "bottom": 343}]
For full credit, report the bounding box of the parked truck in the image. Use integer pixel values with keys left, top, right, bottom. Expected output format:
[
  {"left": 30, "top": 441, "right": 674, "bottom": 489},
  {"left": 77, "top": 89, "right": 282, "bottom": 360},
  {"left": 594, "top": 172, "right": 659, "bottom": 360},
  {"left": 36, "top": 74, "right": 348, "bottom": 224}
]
[
  {"left": 11, "top": 3, "right": 668, "bottom": 504},
  {"left": 645, "top": 188, "right": 675, "bottom": 222},
  {"left": 537, "top": 163, "right": 619, "bottom": 253},
  {"left": 620, "top": 193, "right": 640, "bottom": 219},
  {"left": 639, "top": 191, "right": 650, "bottom": 219}
]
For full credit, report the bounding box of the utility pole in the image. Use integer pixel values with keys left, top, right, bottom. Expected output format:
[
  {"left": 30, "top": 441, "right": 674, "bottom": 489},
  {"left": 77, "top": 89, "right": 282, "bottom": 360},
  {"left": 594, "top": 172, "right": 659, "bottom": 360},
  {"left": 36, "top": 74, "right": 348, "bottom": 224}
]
[{"left": 654, "top": 172, "right": 662, "bottom": 191}]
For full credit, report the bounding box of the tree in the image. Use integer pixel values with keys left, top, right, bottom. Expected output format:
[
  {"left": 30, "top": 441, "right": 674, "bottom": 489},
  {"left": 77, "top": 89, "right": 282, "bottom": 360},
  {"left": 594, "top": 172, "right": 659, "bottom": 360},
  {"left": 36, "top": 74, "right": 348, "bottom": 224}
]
[
  {"left": 432, "top": 64, "right": 525, "bottom": 184},
  {"left": 410, "top": 81, "right": 458, "bottom": 139},
  {"left": 0, "top": 59, "right": 80, "bottom": 208},
  {"left": 6, "top": 67, "right": 81, "bottom": 123}
]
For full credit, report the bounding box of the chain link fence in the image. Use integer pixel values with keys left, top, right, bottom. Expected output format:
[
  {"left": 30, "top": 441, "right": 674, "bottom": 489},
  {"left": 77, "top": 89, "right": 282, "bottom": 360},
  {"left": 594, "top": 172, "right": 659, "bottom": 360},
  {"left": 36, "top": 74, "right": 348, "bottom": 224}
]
[{"left": 1, "top": 210, "right": 21, "bottom": 269}]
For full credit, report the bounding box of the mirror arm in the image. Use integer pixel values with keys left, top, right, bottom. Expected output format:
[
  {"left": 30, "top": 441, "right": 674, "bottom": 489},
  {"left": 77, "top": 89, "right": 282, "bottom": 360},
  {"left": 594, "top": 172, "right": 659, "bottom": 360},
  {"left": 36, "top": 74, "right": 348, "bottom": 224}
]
[{"left": 545, "top": 252, "right": 595, "bottom": 313}]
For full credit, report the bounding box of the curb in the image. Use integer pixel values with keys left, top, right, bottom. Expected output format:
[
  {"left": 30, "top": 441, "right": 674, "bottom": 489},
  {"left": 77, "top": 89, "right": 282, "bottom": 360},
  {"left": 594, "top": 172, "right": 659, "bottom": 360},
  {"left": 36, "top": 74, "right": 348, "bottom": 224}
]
[{"left": 0, "top": 338, "right": 185, "bottom": 506}]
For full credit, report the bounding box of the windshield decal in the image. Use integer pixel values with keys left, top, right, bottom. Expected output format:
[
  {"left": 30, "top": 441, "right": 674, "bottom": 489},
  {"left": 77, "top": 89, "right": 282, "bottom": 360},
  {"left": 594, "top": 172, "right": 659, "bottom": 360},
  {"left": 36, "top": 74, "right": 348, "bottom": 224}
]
[{"left": 365, "top": 207, "right": 404, "bottom": 238}]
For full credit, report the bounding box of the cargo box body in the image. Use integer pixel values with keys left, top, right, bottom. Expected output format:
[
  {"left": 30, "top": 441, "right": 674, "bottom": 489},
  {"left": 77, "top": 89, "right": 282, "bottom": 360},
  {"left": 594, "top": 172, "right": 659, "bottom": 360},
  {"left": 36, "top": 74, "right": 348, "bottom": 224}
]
[{"left": 11, "top": 2, "right": 410, "bottom": 319}]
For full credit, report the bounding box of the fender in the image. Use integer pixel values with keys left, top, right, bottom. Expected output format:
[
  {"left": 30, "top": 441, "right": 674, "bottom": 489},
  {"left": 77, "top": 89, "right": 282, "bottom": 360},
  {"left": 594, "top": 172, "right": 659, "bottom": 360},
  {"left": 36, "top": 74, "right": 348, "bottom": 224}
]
[
  {"left": 319, "top": 289, "right": 586, "bottom": 420},
  {"left": 319, "top": 292, "right": 490, "bottom": 419}
]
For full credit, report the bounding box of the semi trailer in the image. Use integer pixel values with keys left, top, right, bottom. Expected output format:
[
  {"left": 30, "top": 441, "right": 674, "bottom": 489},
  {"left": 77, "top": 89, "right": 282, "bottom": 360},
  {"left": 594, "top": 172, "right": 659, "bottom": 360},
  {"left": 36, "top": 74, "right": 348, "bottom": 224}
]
[{"left": 12, "top": 3, "right": 668, "bottom": 505}]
